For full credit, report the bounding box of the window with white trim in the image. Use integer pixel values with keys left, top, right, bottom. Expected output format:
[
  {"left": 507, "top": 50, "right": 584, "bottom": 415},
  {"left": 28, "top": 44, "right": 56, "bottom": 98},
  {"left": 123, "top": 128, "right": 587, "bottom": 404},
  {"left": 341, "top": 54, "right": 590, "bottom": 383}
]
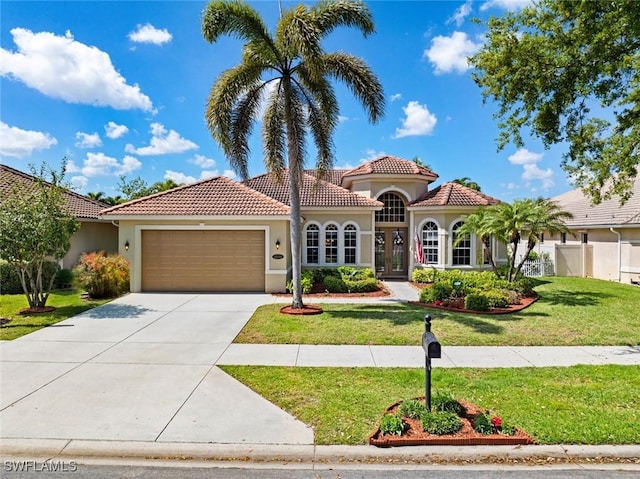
[
  {"left": 305, "top": 224, "right": 319, "bottom": 264},
  {"left": 375, "top": 192, "right": 405, "bottom": 223},
  {"left": 325, "top": 224, "right": 338, "bottom": 264},
  {"left": 452, "top": 221, "right": 471, "bottom": 266},
  {"left": 344, "top": 224, "right": 357, "bottom": 264},
  {"left": 422, "top": 221, "right": 439, "bottom": 264}
]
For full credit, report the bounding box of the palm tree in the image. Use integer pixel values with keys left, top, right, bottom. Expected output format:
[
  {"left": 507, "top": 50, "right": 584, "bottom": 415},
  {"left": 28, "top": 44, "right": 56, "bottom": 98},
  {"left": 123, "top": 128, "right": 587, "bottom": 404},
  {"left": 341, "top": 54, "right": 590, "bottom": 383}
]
[
  {"left": 453, "top": 208, "right": 499, "bottom": 275},
  {"left": 457, "top": 198, "right": 572, "bottom": 281},
  {"left": 202, "top": 0, "right": 384, "bottom": 308},
  {"left": 87, "top": 191, "right": 105, "bottom": 202},
  {"left": 452, "top": 177, "right": 481, "bottom": 191}
]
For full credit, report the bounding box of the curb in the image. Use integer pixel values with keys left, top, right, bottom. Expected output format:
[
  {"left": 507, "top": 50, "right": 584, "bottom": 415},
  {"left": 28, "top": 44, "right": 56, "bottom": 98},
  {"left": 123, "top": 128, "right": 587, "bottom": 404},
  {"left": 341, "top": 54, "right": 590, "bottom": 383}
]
[{"left": 1, "top": 439, "right": 639, "bottom": 465}]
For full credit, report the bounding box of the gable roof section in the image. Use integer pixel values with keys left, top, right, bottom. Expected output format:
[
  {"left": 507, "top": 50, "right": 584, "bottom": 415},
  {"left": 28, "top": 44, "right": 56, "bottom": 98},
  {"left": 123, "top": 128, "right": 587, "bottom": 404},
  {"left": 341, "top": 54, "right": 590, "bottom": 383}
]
[
  {"left": 100, "top": 175, "right": 290, "bottom": 217},
  {"left": 341, "top": 155, "right": 439, "bottom": 182},
  {"left": 410, "top": 182, "right": 500, "bottom": 207},
  {"left": 244, "top": 170, "right": 383, "bottom": 209},
  {"left": 0, "top": 164, "right": 107, "bottom": 220},
  {"left": 552, "top": 180, "right": 640, "bottom": 227},
  {"left": 304, "top": 169, "right": 348, "bottom": 186}
]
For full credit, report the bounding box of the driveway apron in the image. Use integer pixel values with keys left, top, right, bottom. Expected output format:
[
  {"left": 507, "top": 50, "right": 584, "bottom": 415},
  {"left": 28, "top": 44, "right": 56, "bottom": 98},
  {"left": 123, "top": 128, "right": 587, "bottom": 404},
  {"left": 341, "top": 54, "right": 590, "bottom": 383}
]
[{"left": 0, "top": 293, "right": 313, "bottom": 445}]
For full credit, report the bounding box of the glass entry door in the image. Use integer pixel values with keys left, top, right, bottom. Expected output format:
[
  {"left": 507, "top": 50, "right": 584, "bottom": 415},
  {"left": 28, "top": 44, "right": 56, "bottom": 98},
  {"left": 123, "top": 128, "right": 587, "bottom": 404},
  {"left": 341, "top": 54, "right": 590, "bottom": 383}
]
[{"left": 375, "top": 227, "right": 408, "bottom": 278}]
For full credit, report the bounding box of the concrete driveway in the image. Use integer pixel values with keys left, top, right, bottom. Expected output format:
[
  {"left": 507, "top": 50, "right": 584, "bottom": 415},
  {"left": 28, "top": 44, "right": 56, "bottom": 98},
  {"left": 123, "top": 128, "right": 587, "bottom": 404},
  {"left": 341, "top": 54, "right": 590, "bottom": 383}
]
[{"left": 0, "top": 293, "right": 313, "bottom": 445}]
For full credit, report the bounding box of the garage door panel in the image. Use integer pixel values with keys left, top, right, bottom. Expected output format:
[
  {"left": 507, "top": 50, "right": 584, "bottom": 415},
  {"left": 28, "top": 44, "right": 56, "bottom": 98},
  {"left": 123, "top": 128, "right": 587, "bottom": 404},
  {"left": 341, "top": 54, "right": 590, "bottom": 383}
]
[{"left": 142, "top": 230, "right": 265, "bottom": 292}]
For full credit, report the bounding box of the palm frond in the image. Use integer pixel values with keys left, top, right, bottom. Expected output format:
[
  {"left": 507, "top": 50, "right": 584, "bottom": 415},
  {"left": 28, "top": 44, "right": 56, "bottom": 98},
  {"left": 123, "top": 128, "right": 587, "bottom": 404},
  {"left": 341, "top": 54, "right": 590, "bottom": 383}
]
[
  {"left": 322, "top": 52, "right": 385, "bottom": 122},
  {"left": 262, "top": 81, "right": 286, "bottom": 180},
  {"left": 311, "top": 0, "right": 375, "bottom": 39},
  {"left": 283, "top": 82, "right": 307, "bottom": 176},
  {"left": 202, "top": 0, "right": 280, "bottom": 62},
  {"left": 276, "top": 5, "right": 322, "bottom": 65},
  {"left": 295, "top": 64, "right": 339, "bottom": 129}
]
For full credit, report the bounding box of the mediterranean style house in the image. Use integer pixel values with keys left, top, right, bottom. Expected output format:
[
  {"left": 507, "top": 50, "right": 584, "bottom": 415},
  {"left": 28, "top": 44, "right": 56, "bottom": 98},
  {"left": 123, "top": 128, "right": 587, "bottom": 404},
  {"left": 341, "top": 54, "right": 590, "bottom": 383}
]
[
  {"left": 538, "top": 179, "right": 640, "bottom": 284},
  {"left": 0, "top": 164, "right": 118, "bottom": 269},
  {"left": 101, "top": 155, "right": 505, "bottom": 293}
]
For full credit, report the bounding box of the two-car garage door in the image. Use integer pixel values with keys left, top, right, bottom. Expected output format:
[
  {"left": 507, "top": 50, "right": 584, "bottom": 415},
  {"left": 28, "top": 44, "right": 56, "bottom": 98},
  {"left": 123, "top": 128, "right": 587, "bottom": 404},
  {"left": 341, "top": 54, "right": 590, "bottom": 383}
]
[{"left": 141, "top": 230, "right": 265, "bottom": 292}]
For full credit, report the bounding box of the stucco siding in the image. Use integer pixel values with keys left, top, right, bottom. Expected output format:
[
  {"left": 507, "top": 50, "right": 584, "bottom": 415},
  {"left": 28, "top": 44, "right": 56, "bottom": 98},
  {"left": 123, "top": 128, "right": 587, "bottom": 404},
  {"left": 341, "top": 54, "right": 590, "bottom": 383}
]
[{"left": 63, "top": 221, "right": 118, "bottom": 269}]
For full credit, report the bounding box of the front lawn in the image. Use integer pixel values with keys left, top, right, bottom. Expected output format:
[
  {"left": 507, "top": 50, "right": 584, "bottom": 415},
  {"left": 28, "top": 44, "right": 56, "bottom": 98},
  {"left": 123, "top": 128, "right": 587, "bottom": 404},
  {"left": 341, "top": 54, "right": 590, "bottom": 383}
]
[
  {"left": 0, "top": 290, "right": 110, "bottom": 340},
  {"left": 236, "top": 277, "right": 640, "bottom": 346},
  {"left": 221, "top": 365, "right": 640, "bottom": 445}
]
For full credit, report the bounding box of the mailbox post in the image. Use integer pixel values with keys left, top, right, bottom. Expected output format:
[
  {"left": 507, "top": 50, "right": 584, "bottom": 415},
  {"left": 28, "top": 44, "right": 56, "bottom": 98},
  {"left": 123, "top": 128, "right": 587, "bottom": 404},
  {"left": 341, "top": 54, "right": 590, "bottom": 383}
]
[{"left": 422, "top": 314, "right": 441, "bottom": 411}]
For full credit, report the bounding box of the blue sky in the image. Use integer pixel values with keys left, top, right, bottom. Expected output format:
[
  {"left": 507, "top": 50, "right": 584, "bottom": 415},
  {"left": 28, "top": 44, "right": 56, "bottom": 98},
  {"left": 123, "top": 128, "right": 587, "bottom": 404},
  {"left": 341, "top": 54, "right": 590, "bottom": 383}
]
[{"left": 1, "top": 0, "right": 573, "bottom": 201}]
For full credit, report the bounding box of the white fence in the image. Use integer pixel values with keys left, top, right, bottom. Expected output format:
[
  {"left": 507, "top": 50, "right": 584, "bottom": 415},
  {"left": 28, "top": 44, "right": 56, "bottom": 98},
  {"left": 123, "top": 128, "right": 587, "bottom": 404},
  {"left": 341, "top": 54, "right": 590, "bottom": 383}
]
[{"left": 520, "top": 260, "right": 555, "bottom": 277}]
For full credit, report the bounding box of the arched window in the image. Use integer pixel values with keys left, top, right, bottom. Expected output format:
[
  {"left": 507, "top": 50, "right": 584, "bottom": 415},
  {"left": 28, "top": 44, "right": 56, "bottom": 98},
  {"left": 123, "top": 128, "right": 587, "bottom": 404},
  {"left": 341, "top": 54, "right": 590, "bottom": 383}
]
[
  {"left": 422, "top": 221, "right": 439, "bottom": 264},
  {"left": 344, "top": 224, "right": 357, "bottom": 264},
  {"left": 305, "top": 224, "right": 319, "bottom": 264},
  {"left": 375, "top": 192, "right": 405, "bottom": 223},
  {"left": 325, "top": 224, "right": 338, "bottom": 264},
  {"left": 452, "top": 221, "right": 471, "bottom": 266}
]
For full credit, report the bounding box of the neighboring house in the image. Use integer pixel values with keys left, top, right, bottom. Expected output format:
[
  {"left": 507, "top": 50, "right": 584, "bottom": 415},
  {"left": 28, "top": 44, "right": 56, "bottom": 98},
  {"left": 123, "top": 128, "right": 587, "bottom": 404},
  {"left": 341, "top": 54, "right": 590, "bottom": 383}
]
[
  {"left": 0, "top": 164, "right": 118, "bottom": 269},
  {"left": 100, "top": 155, "right": 504, "bottom": 293},
  {"left": 537, "top": 180, "right": 640, "bottom": 283}
]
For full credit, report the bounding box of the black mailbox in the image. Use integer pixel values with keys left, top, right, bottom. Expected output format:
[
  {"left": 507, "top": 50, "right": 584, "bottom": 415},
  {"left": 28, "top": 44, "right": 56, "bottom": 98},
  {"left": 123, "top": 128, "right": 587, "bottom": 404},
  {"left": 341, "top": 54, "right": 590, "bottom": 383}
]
[{"left": 422, "top": 331, "right": 441, "bottom": 359}]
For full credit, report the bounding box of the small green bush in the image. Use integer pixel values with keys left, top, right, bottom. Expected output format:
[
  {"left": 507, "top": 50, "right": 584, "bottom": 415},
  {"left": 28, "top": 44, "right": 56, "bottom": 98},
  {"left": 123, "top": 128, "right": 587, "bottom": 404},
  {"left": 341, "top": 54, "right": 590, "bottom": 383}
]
[
  {"left": 323, "top": 275, "right": 348, "bottom": 293},
  {"left": 422, "top": 282, "right": 453, "bottom": 302},
  {"left": 54, "top": 268, "right": 74, "bottom": 288},
  {"left": 482, "top": 289, "right": 510, "bottom": 308},
  {"left": 464, "top": 292, "right": 490, "bottom": 311},
  {"left": 397, "top": 399, "right": 427, "bottom": 420},
  {"left": 421, "top": 411, "right": 463, "bottom": 435},
  {"left": 344, "top": 277, "right": 378, "bottom": 293},
  {"left": 431, "top": 392, "right": 466, "bottom": 416},
  {"left": 379, "top": 414, "right": 406, "bottom": 436},
  {"left": 473, "top": 412, "right": 494, "bottom": 435},
  {"left": 73, "top": 251, "right": 129, "bottom": 298},
  {"left": 513, "top": 276, "right": 536, "bottom": 296},
  {"left": 412, "top": 267, "right": 438, "bottom": 283}
]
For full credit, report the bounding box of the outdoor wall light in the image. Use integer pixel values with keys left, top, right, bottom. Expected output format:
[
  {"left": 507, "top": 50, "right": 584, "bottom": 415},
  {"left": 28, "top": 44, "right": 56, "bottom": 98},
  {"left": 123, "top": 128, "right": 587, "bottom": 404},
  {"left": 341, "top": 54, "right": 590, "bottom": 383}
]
[
  {"left": 125, "top": 240, "right": 130, "bottom": 251},
  {"left": 275, "top": 239, "right": 281, "bottom": 250}
]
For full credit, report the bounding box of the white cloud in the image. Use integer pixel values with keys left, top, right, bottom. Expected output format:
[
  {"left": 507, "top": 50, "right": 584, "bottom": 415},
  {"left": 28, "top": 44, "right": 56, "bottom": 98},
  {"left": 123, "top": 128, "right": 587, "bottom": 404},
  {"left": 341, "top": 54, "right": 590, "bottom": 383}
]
[
  {"left": 75, "top": 131, "right": 102, "bottom": 149},
  {"left": 104, "top": 121, "right": 129, "bottom": 139},
  {"left": 0, "top": 28, "right": 153, "bottom": 111},
  {"left": 76, "top": 152, "right": 142, "bottom": 177},
  {"left": 125, "top": 122, "right": 198, "bottom": 156},
  {"left": 424, "top": 31, "right": 482, "bottom": 74},
  {"left": 128, "top": 24, "right": 172, "bottom": 45},
  {"left": 165, "top": 167, "right": 237, "bottom": 185},
  {"left": 481, "top": 0, "right": 531, "bottom": 11},
  {"left": 393, "top": 101, "right": 437, "bottom": 138},
  {"left": 0, "top": 121, "right": 57, "bottom": 158},
  {"left": 190, "top": 154, "right": 216, "bottom": 169},
  {"left": 70, "top": 175, "right": 88, "bottom": 191},
  {"left": 448, "top": 1, "right": 473, "bottom": 27},
  {"left": 338, "top": 115, "right": 349, "bottom": 123},
  {"left": 390, "top": 93, "right": 402, "bottom": 102},
  {"left": 222, "top": 169, "right": 238, "bottom": 180},
  {"left": 508, "top": 148, "right": 554, "bottom": 189}
]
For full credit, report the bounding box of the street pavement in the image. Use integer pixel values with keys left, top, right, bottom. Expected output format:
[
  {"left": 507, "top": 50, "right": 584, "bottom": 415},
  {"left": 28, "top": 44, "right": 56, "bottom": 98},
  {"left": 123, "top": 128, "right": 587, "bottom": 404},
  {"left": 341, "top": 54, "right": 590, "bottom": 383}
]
[{"left": 1, "top": 282, "right": 638, "bottom": 466}]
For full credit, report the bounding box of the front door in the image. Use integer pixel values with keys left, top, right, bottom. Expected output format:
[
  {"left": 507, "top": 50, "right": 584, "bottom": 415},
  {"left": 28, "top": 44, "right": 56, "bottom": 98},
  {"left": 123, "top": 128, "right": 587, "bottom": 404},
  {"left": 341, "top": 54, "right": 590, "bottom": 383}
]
[{"left": 375, "top": 227, "right": 408, "bottom": 278}]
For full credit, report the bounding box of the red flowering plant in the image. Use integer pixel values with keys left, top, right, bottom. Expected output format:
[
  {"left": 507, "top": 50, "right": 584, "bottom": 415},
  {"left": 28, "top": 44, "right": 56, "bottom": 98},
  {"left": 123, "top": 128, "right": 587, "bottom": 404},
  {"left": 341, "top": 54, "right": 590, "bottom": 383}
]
[{"left": 474, "top": 412, "right": 516, "bottom": 436}]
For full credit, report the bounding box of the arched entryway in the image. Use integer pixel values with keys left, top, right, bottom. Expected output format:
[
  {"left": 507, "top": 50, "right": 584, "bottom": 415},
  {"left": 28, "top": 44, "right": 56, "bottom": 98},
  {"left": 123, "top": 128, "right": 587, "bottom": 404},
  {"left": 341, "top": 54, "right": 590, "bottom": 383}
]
[{"left": 374, "top": 191, "right": 408, "bottom": 278}]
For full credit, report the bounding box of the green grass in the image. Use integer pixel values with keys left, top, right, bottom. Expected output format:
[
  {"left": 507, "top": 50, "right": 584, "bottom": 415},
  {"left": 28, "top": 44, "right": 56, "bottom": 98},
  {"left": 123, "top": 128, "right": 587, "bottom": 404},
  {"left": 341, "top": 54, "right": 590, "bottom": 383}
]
[
  {"left": 221, "top": 365, "right": 640, "bottom": 445},
  {"left": 0, "top": 290, "right": 110, "bottom": 340},
  {"left": 236, "top": 277, "right": 640, "bottom": 346}
]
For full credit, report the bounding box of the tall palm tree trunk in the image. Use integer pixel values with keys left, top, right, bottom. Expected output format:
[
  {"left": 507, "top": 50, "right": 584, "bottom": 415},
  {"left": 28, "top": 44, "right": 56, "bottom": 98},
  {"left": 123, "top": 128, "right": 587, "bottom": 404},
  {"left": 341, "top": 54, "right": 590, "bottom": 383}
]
[{"left": 288, "top": 165, "right": 304, "bottom": 309}]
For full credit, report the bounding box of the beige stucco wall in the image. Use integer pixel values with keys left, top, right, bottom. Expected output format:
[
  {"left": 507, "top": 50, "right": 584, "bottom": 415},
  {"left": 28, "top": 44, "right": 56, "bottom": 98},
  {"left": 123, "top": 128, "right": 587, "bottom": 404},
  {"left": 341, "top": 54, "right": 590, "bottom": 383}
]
[
  {"left": 63, "top": 221, "right": 118, "bottom": 269},
  {"left": 115, "top": 218, "right": 289, "bottom": 293},
  {"left": 349, "top": 179, "right": 430, "bottom": 203}
]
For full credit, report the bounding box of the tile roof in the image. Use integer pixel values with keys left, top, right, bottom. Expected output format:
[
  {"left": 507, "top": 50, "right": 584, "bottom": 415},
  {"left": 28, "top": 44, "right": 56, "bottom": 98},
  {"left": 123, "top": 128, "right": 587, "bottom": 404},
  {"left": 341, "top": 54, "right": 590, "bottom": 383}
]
[
  {"left": 341, "top": 155, "right": 439, "bottom": 180},
  {"left": 244, "top": 170, "right": 383, "bottom": 208},
  {"left": 100, "top": 175, "right": 290, "bottom": 217},
  {"left": 0, "top": 164, "right": 108, "bottom": 220},
  {"left": 304, "top": 169, "right": 348, "bottom": 186},
  {"left": 552, "top": 180, "right": 640, "bottom": 227},
  {"left": 411, "top": 182, "right": 501, "bottom": 207}
]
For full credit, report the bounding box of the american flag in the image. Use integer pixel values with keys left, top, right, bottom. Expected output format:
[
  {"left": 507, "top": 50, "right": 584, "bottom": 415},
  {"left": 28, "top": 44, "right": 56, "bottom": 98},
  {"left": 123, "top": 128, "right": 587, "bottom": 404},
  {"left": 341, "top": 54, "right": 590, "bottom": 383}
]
[{"left": 414, "top": 229, "right": 424, "bottom": 264}]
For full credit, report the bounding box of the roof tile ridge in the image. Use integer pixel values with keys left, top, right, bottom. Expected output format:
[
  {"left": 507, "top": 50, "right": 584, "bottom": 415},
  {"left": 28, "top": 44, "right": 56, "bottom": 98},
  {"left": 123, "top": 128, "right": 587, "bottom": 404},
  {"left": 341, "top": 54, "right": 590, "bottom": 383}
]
[{"left": 232, "top": 177, "right": 291, "bottom": 211}]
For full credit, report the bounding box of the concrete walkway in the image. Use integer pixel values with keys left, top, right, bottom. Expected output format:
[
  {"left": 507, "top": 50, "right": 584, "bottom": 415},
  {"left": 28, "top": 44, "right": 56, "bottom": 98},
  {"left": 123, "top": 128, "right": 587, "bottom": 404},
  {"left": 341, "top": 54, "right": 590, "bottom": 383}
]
[{"left": 1, "top": 286, "right": 639, "bottom": 466}]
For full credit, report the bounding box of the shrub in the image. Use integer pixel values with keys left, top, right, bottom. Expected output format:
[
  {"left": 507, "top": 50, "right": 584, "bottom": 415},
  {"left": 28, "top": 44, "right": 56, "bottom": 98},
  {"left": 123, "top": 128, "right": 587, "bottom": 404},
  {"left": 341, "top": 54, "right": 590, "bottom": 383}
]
[
  {"left": 421, "top": 282, "right": 453, "bottom": 302},
  {"left": 412, "top": 267, "right": 438, "bottom": 283},
  {"left": 73, "top": 252, "right": 129, "bottom": 298},
  {"left": 54, "top": 268, "right": 74, "bottom": 289},
  {"left": 0, "top": 260, "right": 59, "bottom": 295},
  {"left": 323, "top": 275, "right": 348, "bottom": 293},
  {"left": 397, "top": 399, "right": 427, "bottom": 420},
  {"left": 464, "top": 292, "right": 490, "bottom": 311},
  {"left": 379, "top": 414, "right": 406, "bottom": 436},
  {"left": 421, "top": 411, "right": 463, "bottom": 435},
  {"left": 483, "top": 290, "right": 510, "bottom": 308},
  {"left": 431, "top": 392, "right": 466, "bottom": 416},
  {"left": 513, "top": 276, "right": 536, "bottom": 296},
  {"left": 344, "top": 277, "right": 378, "bottom": 293}
]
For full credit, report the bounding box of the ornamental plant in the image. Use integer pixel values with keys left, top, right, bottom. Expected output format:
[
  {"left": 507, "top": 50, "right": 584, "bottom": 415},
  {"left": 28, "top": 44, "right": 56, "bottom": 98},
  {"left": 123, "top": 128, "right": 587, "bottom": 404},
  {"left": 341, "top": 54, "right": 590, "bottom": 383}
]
[
  {"left": 73, "top": 252, "right": 130, "bottom": 299},
  {"left": 473, "top": 412, "right": 516, "bottom": 436}
]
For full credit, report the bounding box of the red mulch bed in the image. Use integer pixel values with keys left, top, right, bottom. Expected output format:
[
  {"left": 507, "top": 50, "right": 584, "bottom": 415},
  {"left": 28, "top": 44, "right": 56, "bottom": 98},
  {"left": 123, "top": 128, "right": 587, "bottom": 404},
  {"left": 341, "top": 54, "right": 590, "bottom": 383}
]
[
  {"left": 19, "top": 306, "right": 56, "bottom": 314},
  {"left": 279, "top": 304, "right": 324, "bottom": 315},
  {"left": 273, "top": 282, "right": 390, "bottom": 299},
  {"left": 370, "top": 398, "right": 536, "bottom": 447}
]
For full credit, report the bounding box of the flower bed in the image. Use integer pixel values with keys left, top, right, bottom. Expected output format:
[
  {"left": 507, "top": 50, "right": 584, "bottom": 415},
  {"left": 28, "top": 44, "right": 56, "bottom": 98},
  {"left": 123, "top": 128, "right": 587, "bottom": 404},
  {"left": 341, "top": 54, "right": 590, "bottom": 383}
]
[{"left": 370, "top": 397, "right": 536, "bottom": 447}]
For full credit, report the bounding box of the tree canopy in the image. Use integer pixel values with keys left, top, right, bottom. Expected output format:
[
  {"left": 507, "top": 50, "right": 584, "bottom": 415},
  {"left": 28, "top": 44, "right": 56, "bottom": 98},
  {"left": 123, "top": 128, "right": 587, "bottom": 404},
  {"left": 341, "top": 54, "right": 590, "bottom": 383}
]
[
  {"left": 471, "top": 0, "right": 640, "bottom": 204},
  {"left": 0, "top": 162, "right": 79, "bottom": 308},
  {"left": 202, "top": 0, "right": 384, "bottom": 308}
]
